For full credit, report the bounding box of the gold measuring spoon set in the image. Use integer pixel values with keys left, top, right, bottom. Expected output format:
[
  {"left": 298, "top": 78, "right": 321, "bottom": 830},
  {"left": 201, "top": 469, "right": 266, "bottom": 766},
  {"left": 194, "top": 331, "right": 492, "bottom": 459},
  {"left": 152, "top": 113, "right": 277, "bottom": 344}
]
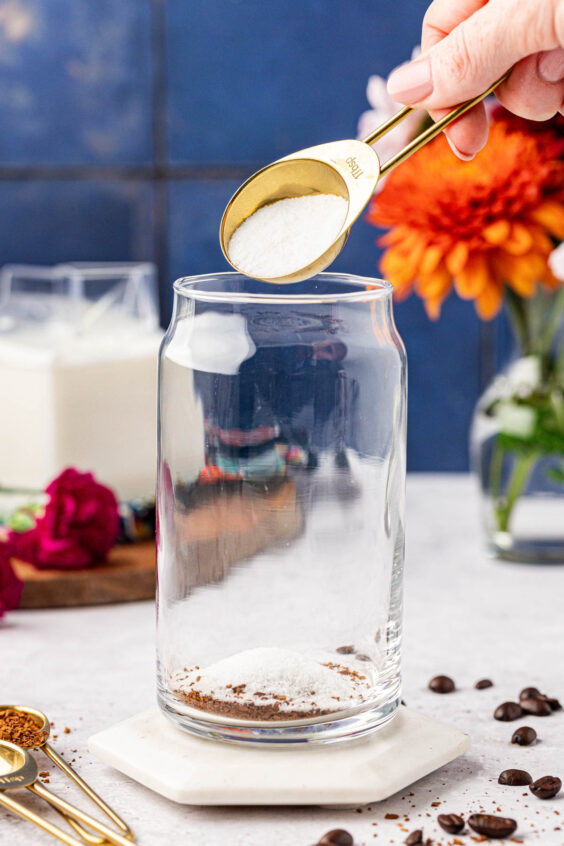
[{"left": 0, "top": 705, "right": 135, "bottom": 846}]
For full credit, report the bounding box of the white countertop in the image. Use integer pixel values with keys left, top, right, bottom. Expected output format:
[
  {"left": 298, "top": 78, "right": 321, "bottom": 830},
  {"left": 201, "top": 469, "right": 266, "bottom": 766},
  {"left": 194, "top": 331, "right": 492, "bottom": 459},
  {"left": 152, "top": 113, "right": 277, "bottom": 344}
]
[{"left": 2, "top": 475, "right": 563, "bottom": 845}]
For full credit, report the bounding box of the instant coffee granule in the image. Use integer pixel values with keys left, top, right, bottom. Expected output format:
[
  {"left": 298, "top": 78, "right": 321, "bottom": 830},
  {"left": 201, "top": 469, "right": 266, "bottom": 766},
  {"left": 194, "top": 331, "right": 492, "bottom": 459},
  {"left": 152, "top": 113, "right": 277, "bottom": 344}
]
[{"left": 0, "top": 708, "right": 47, "bottom": 748}]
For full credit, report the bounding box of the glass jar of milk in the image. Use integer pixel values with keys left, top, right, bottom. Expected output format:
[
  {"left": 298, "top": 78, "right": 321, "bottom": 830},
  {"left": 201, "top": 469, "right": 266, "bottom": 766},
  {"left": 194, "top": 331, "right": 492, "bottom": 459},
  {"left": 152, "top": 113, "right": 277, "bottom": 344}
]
[
  {"left": 0, "top": 263, "right": 162, "bottom": 502},
  {"left": 157, "top": 273, "right": 406, "bottom": 744}
]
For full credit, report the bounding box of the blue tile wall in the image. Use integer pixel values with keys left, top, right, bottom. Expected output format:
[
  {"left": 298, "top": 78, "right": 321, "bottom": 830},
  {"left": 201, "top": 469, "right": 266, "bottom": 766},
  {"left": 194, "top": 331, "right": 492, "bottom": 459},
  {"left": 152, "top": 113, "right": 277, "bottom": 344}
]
[
  {"left": 0, "top": 181, "right": 153, "bottom": 264},
  {"left": 0, "top": 0, "right": 489, "bottom": 470},
  {"left": 0, "top": 0, "right": 153, "bottom": 164},
  {"left": 166, "top": 179, "right": 238, "bottom": 314},
  {"left": 166, "top": 0, "right": 429, "bottom": 164}
]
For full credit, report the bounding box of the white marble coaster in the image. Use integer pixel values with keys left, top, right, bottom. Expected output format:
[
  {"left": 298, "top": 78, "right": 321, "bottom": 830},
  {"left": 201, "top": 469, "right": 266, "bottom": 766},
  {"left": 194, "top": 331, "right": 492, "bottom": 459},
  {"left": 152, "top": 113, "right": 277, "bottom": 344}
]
[{"left": 88, "top": 707, "right": 469, "bottom": 806}]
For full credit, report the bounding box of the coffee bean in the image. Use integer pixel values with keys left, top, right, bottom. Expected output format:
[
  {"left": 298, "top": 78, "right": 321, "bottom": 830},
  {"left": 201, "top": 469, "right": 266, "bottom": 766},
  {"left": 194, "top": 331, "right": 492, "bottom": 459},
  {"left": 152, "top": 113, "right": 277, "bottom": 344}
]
[
  {"left": 519, "top": 686, "right": 541, "bottom": 700},
  {"left": 521, "top": 696, "right": 552, "bottom": 717},
  {"left": 498, "top": 768, "right": 532, "bottom": 785},
  {"left": 437, "top": 813, "right": 464, "bottom": 834},
  {"left": 405, "top": 830, "right": 423, "bottom": 845},
  {"left": 529, "top": 776, "right": 562, "bottom": 800},
  {"left": 475, "top": 678, "right": 493, "bottom": 689},
  {"left": 511, "top": 726, "right": 537, "bottom": 746},
  {"left": 336, "top": 646, "right": 355, "bottom": 655},
  {"left": 317, "top": 829, "right": 354, "bottom": 846},
  {"left": 538, "top": 694, "right": 562, "bottom": 711},
  {"left": 468, "top": 814, "right": 517, "bottom": 839},
  {"left": 428, "top": 675, "right": 455, "bottom": 694},
  {"left": 494, "top": 702, "right": 523, "bottom": 721}
]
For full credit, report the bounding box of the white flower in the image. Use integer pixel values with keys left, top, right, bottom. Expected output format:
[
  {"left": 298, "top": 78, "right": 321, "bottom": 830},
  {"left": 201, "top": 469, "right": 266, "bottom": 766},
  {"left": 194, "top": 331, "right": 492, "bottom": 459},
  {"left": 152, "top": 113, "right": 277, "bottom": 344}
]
[
  {"left": 506, "top": 356, "right": 542, "bottom": 397},
  {"left": 496, "top": 402, "right": 537, "bottom": 438},
  {"left": 548, "top": 242, "right": 564, "bottom": 281}
]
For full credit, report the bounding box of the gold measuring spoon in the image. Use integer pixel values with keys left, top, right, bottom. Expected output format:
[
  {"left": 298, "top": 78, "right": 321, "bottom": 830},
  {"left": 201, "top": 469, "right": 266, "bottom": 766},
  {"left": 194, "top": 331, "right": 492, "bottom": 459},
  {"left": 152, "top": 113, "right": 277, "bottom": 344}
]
[
  {"left": 220, "top": 73, "right": 509, "bottom": 283},
  {"left": 0, "top": 705, "right": 133, "bottom": 845},
  {"left": 0, "top": 740, "right": 136, "bottom": 846},
  {"left": 0, "top": 740, "right": 84, "bottom": 846}
]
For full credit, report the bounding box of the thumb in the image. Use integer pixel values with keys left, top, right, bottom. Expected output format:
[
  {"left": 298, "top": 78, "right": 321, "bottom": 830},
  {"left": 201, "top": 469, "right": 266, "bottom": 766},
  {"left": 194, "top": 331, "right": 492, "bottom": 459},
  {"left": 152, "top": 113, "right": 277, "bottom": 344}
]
[{"left": 387, "top": 0, "right": 561, "bottom": 108}]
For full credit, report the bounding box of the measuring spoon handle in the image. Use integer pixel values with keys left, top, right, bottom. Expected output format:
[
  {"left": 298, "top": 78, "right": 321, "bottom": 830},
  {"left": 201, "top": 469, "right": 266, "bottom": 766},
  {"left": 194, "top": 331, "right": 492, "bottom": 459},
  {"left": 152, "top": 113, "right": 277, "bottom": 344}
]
[
  {"left": 30, "top": 782, "right": 136, "bottom": 846},
  {"left": 363, "top": 71, "right": 510, "bottom": 177},
  {"left": 42, "top": 743, "right": 133, "bottom": 840},
  {"left": 0, "top": 790, "right": 85, "bottom": 846}
]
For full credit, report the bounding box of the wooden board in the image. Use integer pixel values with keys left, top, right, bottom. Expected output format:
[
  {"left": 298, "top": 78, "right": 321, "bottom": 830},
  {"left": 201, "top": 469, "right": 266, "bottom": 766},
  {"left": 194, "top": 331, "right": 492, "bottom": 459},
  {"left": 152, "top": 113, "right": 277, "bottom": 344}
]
[
  {"left": 13, "top": 542, "right": 156, "bottom": 608},
  {"left": 12, "top": 480, "right": 301, "bottom": 608}
]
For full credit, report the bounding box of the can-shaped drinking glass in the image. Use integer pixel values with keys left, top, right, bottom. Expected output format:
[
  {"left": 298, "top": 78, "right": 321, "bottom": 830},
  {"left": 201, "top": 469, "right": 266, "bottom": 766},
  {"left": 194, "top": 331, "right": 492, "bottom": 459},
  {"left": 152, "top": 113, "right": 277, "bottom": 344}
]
[{"left": 157, "top": 272, "right": 406, "bottom": 744}]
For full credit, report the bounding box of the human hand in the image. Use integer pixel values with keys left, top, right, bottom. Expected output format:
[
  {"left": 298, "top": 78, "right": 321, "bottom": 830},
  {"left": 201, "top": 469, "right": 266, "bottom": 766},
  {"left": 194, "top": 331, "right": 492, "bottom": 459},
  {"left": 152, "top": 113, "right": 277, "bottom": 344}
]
[{"left": 387, "top": 0, "right": 564, "bottom": 160}]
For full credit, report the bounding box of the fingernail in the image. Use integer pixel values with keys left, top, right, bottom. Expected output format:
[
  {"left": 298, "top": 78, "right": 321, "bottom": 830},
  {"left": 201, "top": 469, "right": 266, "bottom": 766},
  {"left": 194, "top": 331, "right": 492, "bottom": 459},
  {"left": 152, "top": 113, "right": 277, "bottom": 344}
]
[
  {"left": 445, "top": 135, "right": 475, "bottom": 161},
  {"left": 538, "top": 47, "right": 564, "bottom": 83},
  {"left": 387, "top": 59, "right": 433, "bottom": 104}
]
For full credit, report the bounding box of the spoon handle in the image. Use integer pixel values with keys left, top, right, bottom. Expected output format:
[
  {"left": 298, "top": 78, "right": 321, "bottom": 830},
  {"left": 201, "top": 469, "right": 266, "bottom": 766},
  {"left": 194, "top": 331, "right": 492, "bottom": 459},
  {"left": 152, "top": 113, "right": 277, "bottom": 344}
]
[
  {"left": 29, "top": 782, "right": 136, "bottom": 846},
  {"left": 42, "top": 742, "right": 133, "bottom": 842},
  {"left": 363, "top": 71, "right": 510, "bottom": 177},
  {"left": 0, "top": 790, "right": 85, "bottom": 846}
]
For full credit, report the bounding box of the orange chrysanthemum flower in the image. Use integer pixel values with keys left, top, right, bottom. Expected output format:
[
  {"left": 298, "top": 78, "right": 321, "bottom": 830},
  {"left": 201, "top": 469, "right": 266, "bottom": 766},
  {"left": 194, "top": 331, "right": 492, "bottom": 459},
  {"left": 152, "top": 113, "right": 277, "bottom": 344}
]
[{"left": 367, "top": 120, "right": 564, "bottom": 320}]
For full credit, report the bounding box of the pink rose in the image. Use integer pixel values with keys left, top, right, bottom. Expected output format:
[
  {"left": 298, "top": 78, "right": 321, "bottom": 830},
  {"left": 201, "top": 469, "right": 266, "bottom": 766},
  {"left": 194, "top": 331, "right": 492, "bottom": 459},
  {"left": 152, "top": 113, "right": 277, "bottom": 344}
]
[
  {"left": 0, "top": 539, "right": 23, "bottom": 618},
  {"left": 13, "top": 468, "right": 119, "bottom": 570}
]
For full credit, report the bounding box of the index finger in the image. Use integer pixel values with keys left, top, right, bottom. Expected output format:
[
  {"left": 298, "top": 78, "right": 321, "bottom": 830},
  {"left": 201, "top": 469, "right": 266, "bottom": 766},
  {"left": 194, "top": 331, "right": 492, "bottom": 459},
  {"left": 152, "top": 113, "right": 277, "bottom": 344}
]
[{"left": 420, "top": 0, "right": 490, "bottom": 158}]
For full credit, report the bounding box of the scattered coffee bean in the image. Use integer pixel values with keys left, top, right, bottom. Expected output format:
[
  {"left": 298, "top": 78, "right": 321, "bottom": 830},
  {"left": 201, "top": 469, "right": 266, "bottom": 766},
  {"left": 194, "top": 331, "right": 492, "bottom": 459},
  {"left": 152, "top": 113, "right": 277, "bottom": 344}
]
[
  {"left": 519, "top": 686, "right": 541, "bottom": 700},
  {"left": 475, "top": 678, "right": 493, "bottom": 689},
  {"left": 405, "top": 830, "right": 423, "bottom": 845},
  {"left": 336, "top": 646, "right": 355, "bottom": 655},
  {"left": 355, "top": 654, "right": 371, "bottom": 662},
  {"left": 538, "top": 694, "right": 562, "bottom": 711},
  {"left": 494, "top": 702, "right": 523, "bottom": 721},
  {"left": 529, "top": 776, "right": 562, "bottom": 800},
  {"left": 511, "top": 726, "right": 537, "bottom": 746},
  {"left": 521, "top": 697, "right": 552, "bottom": 717},
  {"left": 317, "top": 830, "right": 353, "bottom": 846},
  {"left": 498, "top": 768, "right": 533, "bottom": 786},
  {"left": 468, "top": 813, "right": 517, "bottom": 839},
  {"left": 428, "top": 675, "right": 455, "bottom": 694},
  {"left": 437, "top": 813, "right": 464, "bottom": 834}
]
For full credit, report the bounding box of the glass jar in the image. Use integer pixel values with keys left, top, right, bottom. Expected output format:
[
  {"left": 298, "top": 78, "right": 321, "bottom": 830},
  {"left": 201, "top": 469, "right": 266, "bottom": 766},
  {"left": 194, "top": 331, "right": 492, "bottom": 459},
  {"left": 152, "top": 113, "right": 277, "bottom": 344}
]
[
  {"left": 472, "top": 360, "right": 564, "bottom": 563},
  {"left": 471, "top": 289, "right": 564, "bottom": 563},
  {"left": 156, "top": 272, "right": 406, "bottom": 744}
]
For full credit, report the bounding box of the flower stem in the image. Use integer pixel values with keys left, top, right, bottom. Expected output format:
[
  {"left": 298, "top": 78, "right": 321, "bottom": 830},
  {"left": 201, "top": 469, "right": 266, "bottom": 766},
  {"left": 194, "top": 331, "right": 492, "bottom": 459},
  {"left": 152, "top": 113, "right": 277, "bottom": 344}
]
[
  {"left": 537, "top": 286, "right": 564, "bottom": 356},
  {"left": 494, "top": 450, "right": 538, "bottom": 533},
  {"left": 504, "top": 289, "right": 531, "bottom": 355},
  {"left": 490, "top": 440, "right": 504, "bottom": 501}
]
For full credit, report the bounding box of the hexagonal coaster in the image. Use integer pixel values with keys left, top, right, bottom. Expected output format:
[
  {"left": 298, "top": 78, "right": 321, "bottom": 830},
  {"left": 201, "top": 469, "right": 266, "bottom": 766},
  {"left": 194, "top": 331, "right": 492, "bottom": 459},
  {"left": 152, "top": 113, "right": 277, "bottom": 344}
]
[{"left": 88, "top": 706, "right": 469, "bottom": 806}]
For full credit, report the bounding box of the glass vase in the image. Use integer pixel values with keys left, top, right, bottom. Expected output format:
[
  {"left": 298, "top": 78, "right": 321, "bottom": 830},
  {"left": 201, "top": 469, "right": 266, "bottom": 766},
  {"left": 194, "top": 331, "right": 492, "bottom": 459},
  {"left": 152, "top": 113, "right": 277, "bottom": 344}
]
[
  {"left": 156, "top": 272, "right": 407, "bottom": 744},
  {"left": 471, "top": 288, "right": 564, "bottom": 562}
]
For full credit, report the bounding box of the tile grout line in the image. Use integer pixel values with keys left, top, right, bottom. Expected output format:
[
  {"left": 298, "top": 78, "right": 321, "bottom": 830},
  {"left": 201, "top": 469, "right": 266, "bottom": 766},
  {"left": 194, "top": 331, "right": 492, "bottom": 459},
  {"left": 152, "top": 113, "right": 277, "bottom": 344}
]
[
  {"left": 0, "top": 162, "right": 264, "bottom": 182},
  {"left": 0, "top": 165, "right": 261, "bottom": 180},
  {"left": 151, "top": 0, "right": 170, "bottom": 323}
]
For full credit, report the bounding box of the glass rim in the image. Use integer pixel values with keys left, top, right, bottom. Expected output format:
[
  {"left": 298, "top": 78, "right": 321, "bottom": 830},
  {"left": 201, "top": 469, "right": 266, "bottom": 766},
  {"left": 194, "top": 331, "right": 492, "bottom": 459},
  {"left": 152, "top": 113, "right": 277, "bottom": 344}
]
[{"left": 172, "top": 272, "right": 392, "bottom": 304}]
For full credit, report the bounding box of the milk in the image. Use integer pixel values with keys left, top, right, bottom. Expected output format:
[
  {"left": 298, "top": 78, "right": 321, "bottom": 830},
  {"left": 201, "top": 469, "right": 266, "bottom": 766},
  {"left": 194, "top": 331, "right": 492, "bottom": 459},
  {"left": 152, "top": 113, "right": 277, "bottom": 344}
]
[{"left": 0, "top": 266, "right": 162, "bottom": 501}]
